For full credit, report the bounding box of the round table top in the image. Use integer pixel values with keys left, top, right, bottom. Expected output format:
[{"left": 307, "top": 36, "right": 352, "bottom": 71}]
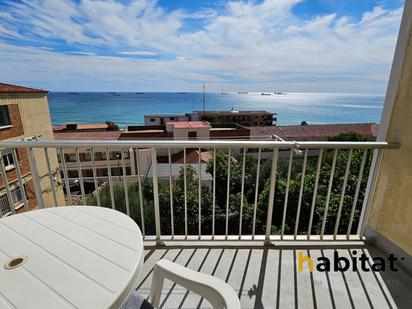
[{"left": 0, "top": 206, "right": 144, "bottom": 309}]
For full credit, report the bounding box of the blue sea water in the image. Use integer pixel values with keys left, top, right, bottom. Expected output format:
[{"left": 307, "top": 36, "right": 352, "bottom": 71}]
[{"left": 48, "top": 92, "right": 384, "bottom": 127}]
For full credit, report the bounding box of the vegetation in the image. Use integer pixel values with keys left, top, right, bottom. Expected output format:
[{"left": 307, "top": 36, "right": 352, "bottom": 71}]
[
  {"left": 200, "top": 115, "right": 216, "bottom": 123},
  {"left": 86, "top": 132, "right": 372, "bottom": 237},
  {"left": 105, "top": 120, "right": 119, "bottom": 130}
]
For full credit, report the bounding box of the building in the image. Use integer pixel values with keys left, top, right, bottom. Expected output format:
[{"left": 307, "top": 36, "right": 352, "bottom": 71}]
[
  {"left": 193, "top": 110, "right": 277, "bottom": 126},
  {"left": 166, "top": 121, "right": 210, "bottom": 140},
  {"left": 121, "top": 122, "right": 250, "bottom": 140},
  {"left": 0, "top": 83, "right": 65, "bottom": 216},
  {"left": 53, "top": 130, "right": 132, "bottom": 184},
  {"left": 144, "top": 110, "right": 278, "bottom": 127},
  {"left": 144, "top": 114, "right": 190, "bottom": 125}
]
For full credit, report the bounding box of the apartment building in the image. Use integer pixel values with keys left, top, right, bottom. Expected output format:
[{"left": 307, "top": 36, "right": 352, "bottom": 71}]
[
  {"left": 144, "top": 114, "right": 190, "bottom": 125},
  {"left": 121, "top": 122, "right": 250, "bottom": 140},
  {"left": 0, "top": 83, "right": 65, "bottom": 216},
  {"left": 53, "top": 121, "right": 250, "bottom": 189},
  {"left": 145, "top": 110, "right": 278, "bottom": 127},
  {"left": 193, "top": 110, "right": 277, "bottom": 126}
]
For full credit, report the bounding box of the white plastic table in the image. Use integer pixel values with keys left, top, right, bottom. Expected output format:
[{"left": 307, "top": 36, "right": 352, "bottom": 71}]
[{"left": 0, "top": 206, "right": 144, "bottom": 308}]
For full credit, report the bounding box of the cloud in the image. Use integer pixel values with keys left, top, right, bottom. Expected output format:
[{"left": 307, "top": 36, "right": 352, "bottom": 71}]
[
  {"left": 117, "top": 51, "right": 157, "bottom": 56},
  {"left": 0, "top": 0, "right": 404, "bottom": 93}
]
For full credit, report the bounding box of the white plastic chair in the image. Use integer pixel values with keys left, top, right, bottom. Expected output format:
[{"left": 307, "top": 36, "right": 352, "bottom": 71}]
[{"left": 150, "top": 259, "right": 241, "bottom": 309}]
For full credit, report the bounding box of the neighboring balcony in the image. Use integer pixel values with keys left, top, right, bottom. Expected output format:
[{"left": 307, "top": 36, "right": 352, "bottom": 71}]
[{"left": 0, "top": 139, "right": 410, "bottom": 308}]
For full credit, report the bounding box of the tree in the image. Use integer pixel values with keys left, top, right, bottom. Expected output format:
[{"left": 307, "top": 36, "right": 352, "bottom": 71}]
[
  {"left": 105, "top": 120, "right": 119, "bottom": 131},
  {"left": 87, "top": 139, "right": 372, "bottom": 238}
]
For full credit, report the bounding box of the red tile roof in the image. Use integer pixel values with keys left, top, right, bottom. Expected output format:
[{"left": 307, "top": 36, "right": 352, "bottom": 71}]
[
  {"left": 250, "top": 123, "right": 378, "bottom": 141},
  {"left": 157, "top": 149, "right": 237, "bottom": 164},
  {"left": 157, "top": 149, "right": 212, "bottom": 164},
  {"left": 167, "top": 121, "right": 209, "bottom": 129},
  {"left": 54, "top": 131, "right": 121, "bottom": 140},
  {"left": 0, "top": 83, "right": 48, "bottom": 93}
]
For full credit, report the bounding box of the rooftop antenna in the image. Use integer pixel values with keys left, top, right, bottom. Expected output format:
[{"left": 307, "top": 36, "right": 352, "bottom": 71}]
[{"left": 202, "top": 81, "right": 205, "bottom": 111}]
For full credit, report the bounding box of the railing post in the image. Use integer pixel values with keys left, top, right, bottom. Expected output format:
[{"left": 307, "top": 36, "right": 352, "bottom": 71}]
[
  {"left": 27, "top": 147, "right": 45, "bottom": 209},
  {"left": 151, "top": 148, "right": 161, "bottom": 244},
  {"left": 358, "top": 148, "right": 382, "bottom": 237},
  {"left": 11, "top": 149, "right": 29, "bottom": 212},
  {"left": 0, "top": 155, "right": 16, "bottom": 215},
  {"left": 265, "top": 148, "right": 279, "bottom": 245}
]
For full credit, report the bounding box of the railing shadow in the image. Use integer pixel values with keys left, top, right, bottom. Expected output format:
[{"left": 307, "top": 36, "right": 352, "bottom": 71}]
[{"left": 135, "top": 243, "right": 406, "bottom": 308}]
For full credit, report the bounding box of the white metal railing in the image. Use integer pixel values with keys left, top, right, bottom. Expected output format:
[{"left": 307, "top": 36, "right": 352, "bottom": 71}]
[{"left": 0, "top": 139, "right": 398, "bottom": 243}]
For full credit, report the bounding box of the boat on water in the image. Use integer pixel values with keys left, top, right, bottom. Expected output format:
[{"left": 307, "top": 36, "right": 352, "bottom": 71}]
[
  {"left": 68, "top": 92, "right": 79, "bottom": 95},
  {"left": 238, "top": 91, "right": 248, "bottom": 94},
  {"left": 109, "top": 92, "right": 120, "bottom": 96},
  {"left": 221, "top": 92, "right": 229, "bottom": 95},
  {"left": 135, "top": 92, "right": 144, "bottom": 94},
  {"left": 274, "top": 92, "right": 287, "bottom": 95},
  {"left": 261, "top": 93, "right": 271, "bottom": 96},
  {"left": 178, "top": 92, "right": 187, "bottom": 94}
]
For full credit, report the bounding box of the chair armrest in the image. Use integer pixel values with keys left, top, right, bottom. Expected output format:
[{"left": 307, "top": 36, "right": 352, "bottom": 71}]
[{"left": 150, "top": 259, "right": 241, "bottom": 309}]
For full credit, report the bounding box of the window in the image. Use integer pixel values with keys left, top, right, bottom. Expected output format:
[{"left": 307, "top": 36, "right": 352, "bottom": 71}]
[
  {"left": 11, "top": 188, "right": 23, "bottom": 205},
  {"left": 2, "top": 150, "right": 14, "bottom": 170},
  {"left": 169, "top": 117, "right": 175, "bottom": 120},
  {"left": 68, "top": 153, "right": 76, "bottom": 162},
  {"left": 84, "top": 153, "right": 92, "bottom": 161},
  {"left": 101, "top": 152, "right": 107, "bottom": 160},
  {"left": 97, "top": 168, "right": 107, "bottom": 177},
  {"left": 150, "top": 118, "right": 156, "bottom": 122},
  {"left": 68, "top": 170, "right": 79, "bottom": 178},
  {"left": 0, "top": 187, "right": 24, "bottom": 217},
  {"left": 83, "top": 169, "right": 93, "bottom": 177},
  {"left": 0, "top": 106, "right": 11, "bottom": 127},
  {"left": 188, "top": 131, "right": 197, "bottom": 138}
]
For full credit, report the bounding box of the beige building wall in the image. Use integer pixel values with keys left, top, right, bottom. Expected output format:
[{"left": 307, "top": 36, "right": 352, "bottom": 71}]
[
  {"left": 0, "top": 93, "right": 65, "bottom": 207},
  {"left": 367, "top": 0, "right": 412, "bottom": 255},
  {"left": 168, "top": 127, "right": 210, "bottom": 140}
]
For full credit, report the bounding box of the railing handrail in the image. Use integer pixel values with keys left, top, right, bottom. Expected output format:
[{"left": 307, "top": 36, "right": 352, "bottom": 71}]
[
  {"left": 0, "top": 139, "right": 400, "bottom": 149},
  {"left": 0, "top": 137, "right": 400, "bottom": 241}
]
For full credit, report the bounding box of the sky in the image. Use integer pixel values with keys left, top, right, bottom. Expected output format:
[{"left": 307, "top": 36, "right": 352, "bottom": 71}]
[{"left": 0, "top": 0, "right": 405, "bottom": 93}]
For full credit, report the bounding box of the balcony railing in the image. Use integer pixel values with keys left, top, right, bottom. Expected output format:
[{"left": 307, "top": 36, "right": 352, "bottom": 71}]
[{"left": 0, "top": 139, "right": 398, "bottom": 243}]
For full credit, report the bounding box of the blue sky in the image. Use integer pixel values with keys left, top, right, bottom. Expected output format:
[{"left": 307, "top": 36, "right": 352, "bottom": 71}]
[{"left": 0, "top": 0, "right": 405, "bottom": 93}]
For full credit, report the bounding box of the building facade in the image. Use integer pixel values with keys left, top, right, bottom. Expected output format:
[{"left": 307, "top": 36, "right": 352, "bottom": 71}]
[
  {"left": 193, "top": 110, "right": 277, "bottom": 126},
  {"left": 0, "top": 83, "right": 65, "bottom": 216},
  {"left": 144, "top": 114, "right": 190, "bottom": 126},
  {"left": 145, "top": 110, "right": 278, "bottom": 127}
]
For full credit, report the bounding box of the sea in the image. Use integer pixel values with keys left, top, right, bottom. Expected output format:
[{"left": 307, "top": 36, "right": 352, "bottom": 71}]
[{"left": 48, "top": 92, "right": 384, "bottom": 127}]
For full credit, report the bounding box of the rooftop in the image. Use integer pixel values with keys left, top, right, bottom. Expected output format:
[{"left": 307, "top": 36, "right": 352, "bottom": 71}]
[
  {"left": 0, "top": 83, "right": 48, "bottom": 94},
  {"left": 157, "top": 149, "right": 212, "bottom": 164},
  {"left": 53, "top": 131, "right": 121, "bottom": 140},
  {"left": 53, "top": 123, "right": 110, "bottom": 131},
  {"left": 196, "top": 110, "right": 275, "bottom": 115},
  {"left": 145, "top": 114, "right": 187, "bottom": 118},
  {"left": 250, "top": 123, "right": 378, "bottom": 141},
  {"left": 167, "top": 121, "right": 210, "bottom": 129}
]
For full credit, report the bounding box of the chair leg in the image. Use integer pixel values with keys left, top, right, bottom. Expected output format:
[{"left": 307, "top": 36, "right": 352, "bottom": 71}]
[{"left": 150, "top": 263, "right": 165, "bottom": 308}]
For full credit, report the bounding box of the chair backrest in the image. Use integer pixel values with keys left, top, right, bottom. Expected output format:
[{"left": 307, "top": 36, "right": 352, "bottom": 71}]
[{"left": 150, "top": 259, "right": 241, "bottom": 309}]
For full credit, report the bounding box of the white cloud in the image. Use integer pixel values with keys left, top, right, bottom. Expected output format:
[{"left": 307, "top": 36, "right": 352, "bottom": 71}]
[
  {"left": 0, "top": 0, "right": 404, "bottom": 93},
  {"left": 117, "top": 51, "right": 157, "bottom": 56}
]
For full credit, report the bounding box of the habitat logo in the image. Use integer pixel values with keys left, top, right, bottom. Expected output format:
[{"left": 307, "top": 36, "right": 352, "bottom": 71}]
[{"left": 298, "top": 250, "right": 404, "bottom": 272}]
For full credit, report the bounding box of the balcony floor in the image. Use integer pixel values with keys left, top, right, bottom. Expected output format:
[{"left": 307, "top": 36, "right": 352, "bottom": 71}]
[{"left": 134, "top": 243, "right": 412, "bottom": 309}]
